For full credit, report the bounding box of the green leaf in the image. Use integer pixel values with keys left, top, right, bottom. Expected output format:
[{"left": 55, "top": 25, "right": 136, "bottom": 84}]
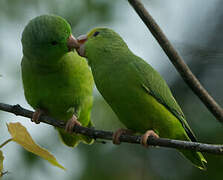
[{"left": 7, "top": 122, "right": 65, "bottom": 170}]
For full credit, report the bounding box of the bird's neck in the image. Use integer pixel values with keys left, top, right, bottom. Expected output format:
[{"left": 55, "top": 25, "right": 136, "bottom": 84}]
[{"left": 88, "top": 45, "right": 132, "bottom": 65}]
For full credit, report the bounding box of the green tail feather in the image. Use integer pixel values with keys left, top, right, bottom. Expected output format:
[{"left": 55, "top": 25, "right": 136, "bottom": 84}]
[
  {"left": 179, "top": 149, "right": 207, "bottom": 170},
  {"left": 57, "top": 121, "right": 94, "bottom": 147}
]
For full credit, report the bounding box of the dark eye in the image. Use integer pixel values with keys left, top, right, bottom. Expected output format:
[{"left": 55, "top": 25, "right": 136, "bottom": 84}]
[
  {"left": 51, "top": 41, "right": 58, "bottom": 45},
  {"left": 93, "top": 31, "right": 99, "bottom": 37}
]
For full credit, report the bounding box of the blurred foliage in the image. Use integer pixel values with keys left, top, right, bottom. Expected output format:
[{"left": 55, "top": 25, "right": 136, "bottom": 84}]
[
  {"left": 0, "top": 0, "right": 223, "bottom": 180},
  {"left": 0, "top": 150, "right": 4, "bottom": 177},
  {"left": 0, "top": 0, "right": 115, "bottom": 33}
]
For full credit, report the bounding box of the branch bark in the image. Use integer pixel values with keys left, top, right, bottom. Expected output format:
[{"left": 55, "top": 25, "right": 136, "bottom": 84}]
[
  {"left": 127, "top": 0, "right": 223, "bottom": 124},
  {"left": 0, "top": 102, "right": 222, "bottom": 154}
]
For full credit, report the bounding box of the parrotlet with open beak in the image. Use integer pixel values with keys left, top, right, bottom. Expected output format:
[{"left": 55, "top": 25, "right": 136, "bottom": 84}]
[{"left": 75, "top": 27, "right": 207, "bottom": 169}]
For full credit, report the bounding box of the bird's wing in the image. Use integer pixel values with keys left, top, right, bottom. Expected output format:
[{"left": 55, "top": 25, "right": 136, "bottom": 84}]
[{"left": 130, "top": 57, "right": 197, "bottom": 142}]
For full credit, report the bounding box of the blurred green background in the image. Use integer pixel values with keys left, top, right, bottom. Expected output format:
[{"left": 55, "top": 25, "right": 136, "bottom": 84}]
[{"left": 0, "top": 0, "right": 223, "bottom": 179}]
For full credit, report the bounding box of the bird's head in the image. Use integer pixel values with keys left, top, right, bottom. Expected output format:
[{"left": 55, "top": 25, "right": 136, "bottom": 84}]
[
  {"left": 76, "top": 28, "right": 128, "bottom": 61},
  {"left": 21, "top": 15, "right": 79, "bottom": 64}
]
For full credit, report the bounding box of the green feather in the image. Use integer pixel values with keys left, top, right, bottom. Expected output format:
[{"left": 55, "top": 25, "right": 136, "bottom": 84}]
[
  {"left": 83, "top": 27, "right": 207, "bottom": 169},
  {"left": 132, "top": 60, "right": 197, "bottom": 142},
  {"left": 21, "top": 15, "right": 94, "bottom": 147}
]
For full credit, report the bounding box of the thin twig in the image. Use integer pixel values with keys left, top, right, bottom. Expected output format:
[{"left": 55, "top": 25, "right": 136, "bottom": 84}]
[
  {"left": 0, "top": 103, "right": 222, "bottom": 154},
  {"left": 127, "top": 0, "right": 223, "bottom": 124}
]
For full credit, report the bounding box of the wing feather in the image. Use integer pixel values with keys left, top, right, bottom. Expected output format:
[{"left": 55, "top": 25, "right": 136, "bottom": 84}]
[{"left": 130, "top": 57, "right": 197, "bottom": 142}]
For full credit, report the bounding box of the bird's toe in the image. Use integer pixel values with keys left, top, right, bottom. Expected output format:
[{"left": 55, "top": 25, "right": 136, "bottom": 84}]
[
  {"left": 141, "top": 130, "right": 159, "bottom": 148},
  {"left": 32, "top": 109, "right": 44, "bottom": 124},
  {"left": 112, "top": 128, "right": 132, "bottom": 145},
  {"left": 65, "top": 115, "right": 81, "bottom": 134}
]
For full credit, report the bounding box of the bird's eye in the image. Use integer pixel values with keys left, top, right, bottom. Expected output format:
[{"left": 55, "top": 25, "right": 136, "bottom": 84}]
[
  {"left": 93, "top": 31, "right": 99, "bottom": 37},
  {"left": 51, "top": 41, "right": 58, "bottom": 45}
]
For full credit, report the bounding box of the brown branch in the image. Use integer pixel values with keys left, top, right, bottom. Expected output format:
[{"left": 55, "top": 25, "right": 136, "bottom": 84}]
[
  {"left": 127, "top": 0, "right": 223, "bottom": 124},
  {"left": 0, "top": 103, "right": 222, "bottom": 154}
]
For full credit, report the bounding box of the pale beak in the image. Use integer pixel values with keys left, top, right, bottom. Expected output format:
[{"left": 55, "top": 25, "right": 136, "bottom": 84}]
[
  {"left": 67, "top": 34, "right": 80, "bottom": 51},
  {"left": 76, "top": 34, "right": 88, "bottom": 57}
]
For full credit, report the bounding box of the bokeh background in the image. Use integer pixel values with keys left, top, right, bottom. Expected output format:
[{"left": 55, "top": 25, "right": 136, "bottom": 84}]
[{"left": 0, "top": 0, "right": 223, "bottom": 179}]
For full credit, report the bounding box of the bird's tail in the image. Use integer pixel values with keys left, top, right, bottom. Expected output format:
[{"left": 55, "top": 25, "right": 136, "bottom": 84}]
[
  {"left": 176, "top": 117, "right": 207, "bottom": 170},
  {"left": 179, "top": 149, "right": 207, "bottom": 170}
]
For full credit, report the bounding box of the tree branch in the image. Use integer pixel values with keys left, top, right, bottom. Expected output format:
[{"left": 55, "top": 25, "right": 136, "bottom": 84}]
[
  {"left": 127, "top": 0, "right": 223, "bottom": 124},
  {"left": 0, "top": 102, "right": 222, "bottom": 154}
]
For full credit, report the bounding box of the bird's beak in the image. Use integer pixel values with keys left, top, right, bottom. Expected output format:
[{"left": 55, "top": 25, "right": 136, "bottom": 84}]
[
  {"left": 76, "top": 34, "right": 88, "bottom": 57},
  {"left": 67, "top": 34, "right": 80, "bottom": 51}
]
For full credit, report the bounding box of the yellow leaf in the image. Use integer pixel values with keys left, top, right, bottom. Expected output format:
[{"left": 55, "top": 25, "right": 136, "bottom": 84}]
[
  {"left": 7, "top": 122, "right": 65, "bottom": 170},
  {"left": 0, "top": 150, "right": 4, "bottom": 177}
]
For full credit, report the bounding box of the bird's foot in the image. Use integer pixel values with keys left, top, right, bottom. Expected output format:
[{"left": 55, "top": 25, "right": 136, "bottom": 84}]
[
  {"left": 32, "top": 109, "right": 45, "bottom": 124},
  {"left": 65, "top": 115, "right": 82, "bottom": 134},
  {"left": 112, "top": 128, "right": 133, "bottom": 145},
  {"left": 141, "top": 130, "right": 159, "bottom": 148}
]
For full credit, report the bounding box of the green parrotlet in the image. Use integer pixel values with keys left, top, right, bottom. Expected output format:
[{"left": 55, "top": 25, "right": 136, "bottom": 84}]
[
  {"left": 21, "top": 15, "right": 94, "bottom": 147},
  {"left": 75, "top": 28, "right": 207, "bottom": 169}
]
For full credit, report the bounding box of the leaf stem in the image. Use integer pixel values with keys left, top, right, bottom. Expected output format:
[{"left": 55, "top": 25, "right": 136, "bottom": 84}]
[{"left": 0, "top": 138, "right": 13, "bottom": 148}]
